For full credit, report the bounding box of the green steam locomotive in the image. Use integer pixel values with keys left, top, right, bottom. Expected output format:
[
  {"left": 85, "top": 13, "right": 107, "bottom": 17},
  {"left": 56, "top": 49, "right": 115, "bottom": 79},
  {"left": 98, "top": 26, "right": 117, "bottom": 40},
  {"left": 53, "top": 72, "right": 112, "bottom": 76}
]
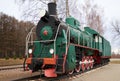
[{"left": 24, "top": 3, "right": 111, "bottom": 77}]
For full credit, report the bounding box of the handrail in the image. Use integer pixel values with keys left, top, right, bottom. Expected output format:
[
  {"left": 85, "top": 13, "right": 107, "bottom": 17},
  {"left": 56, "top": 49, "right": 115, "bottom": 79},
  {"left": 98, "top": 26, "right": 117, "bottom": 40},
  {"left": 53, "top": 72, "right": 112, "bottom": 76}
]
[
  {"left": 25, "top": 23, "right": 62, "bottom": 58},
  {"left": 25, "top": 26, "right": 35, "bottom": 57}
]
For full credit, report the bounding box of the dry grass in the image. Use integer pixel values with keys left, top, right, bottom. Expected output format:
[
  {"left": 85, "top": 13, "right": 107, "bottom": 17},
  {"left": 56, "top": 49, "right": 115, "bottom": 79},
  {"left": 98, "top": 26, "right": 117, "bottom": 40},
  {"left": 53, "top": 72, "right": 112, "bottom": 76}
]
[
  {"left": 110, "top": 61, "right": 120, "bottom": 64},
  {"left": 0, "top": 58, "right": 24, "bottom": 66},
  {"left": 110, "top": 59, "right": 120, "bottom": 64},
  {"left": 0, "top": 58, "right": 119, "bottom": 67}
]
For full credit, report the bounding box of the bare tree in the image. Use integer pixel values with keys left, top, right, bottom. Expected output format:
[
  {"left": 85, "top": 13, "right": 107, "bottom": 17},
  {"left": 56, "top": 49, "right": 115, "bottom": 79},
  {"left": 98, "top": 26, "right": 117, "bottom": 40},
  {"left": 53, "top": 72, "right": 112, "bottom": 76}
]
[
  {"left": 111, "top": 20, "right": 120, "bottom": 40},
  {"left": 111, "top": 20, "right": 120, "bottom": 52},
  {"left": 66, "top": 0, "right": 69, "bottom": 17},
  {"left": 16, "top": 0, "right": 73, "bottom": 21},
  {"left": 80, "top": 0, "right": 104, "bottom": 34},
  {"left": 16, "top": 0, "right": 104, "bottom": 34},
  {"left": 16, "top": 0, "right": 58, "bottom": 22}
]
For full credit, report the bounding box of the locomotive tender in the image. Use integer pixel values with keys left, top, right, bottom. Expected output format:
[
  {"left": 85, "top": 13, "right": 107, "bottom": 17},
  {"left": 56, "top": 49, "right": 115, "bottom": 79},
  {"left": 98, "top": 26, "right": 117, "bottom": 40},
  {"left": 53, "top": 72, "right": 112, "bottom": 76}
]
[{"left": 25, "top": 3, "right": 111, "bottom": 77}]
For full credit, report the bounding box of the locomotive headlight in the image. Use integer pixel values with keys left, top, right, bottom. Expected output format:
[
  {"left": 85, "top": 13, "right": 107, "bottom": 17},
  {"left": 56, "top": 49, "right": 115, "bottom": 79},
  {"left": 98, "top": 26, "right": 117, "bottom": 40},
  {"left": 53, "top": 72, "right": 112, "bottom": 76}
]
[
  {"left": 49, "top": 49, "right": 54, "bottom": 54},
  {"left": 28, "top": 49, "right": 32, "bottom": 54}
]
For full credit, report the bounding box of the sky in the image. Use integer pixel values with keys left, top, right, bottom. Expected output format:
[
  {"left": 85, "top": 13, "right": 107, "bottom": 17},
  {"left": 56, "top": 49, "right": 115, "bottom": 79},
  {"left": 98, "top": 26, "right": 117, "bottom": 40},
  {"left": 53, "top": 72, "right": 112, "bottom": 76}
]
[
  {"left": 0, "top": 0, "right": 120, "bottom": 53},
  {"left": 95, "top": 0, "right": 120, "bottom": 20},
  {"left": 0, "top": 0, "right": 21, "bottom": 20},
  {"left": 1, "top": 0, "right": 120, "bottom": 22}
]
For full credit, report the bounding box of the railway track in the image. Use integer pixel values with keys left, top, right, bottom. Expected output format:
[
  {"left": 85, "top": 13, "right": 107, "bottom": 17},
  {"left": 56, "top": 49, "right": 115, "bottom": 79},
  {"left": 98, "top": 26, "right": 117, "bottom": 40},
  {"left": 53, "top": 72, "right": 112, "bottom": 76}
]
[
  {"left": 0, "top": 65, "right": 23, "bottom": 71},
  {"left": 14, "top": 63, "right": 108, "bottom": 81}
]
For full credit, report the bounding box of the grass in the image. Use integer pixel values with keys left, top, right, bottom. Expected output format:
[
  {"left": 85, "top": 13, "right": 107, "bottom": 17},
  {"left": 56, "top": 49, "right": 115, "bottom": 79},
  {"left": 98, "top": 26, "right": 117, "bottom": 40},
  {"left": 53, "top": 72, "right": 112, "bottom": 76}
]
[
  {"left": 0, "top": 58, "right": 24, "bottom": 66},
  {"left": 0, "top": 58, "right": 120, "bottom": 67},
  {"left": 110, "top": 59, "right": 120, "bottom": 64},
  {"left": 110, "top": 61, "right": 120, "bottom": 64}
]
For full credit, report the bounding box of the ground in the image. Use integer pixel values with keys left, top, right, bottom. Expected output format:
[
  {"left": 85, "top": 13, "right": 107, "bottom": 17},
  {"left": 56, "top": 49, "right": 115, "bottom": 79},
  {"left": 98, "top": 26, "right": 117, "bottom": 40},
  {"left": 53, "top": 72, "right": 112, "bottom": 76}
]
[
  {"left": 69, "top": 64, "right": 120, "bottom": 81},
  {"left": 0, "top": 59, "right": 120, "bottom": 81},
  {"left": 0, "top": 58, "right": 23, "bottom": 66}
]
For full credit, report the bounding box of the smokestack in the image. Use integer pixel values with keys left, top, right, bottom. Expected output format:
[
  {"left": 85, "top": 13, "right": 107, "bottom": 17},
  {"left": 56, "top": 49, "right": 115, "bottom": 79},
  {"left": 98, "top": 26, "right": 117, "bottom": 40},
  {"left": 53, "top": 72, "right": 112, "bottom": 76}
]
[{"left": 48, "top": 2, "right": 57, "bottom": 16}]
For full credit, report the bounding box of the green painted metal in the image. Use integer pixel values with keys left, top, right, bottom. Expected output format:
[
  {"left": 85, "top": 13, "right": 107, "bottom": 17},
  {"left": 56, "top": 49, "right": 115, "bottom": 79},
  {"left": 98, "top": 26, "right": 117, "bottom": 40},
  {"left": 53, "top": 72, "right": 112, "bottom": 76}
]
[
  {"left": 66, "top": 16, "right": 80, "bottom": 29},
  {"left": 56, "top": 29, "right": 67, "bottom": 57},
  {"left": 86, "top": 50, "right": 94, "bottom": 56},
  {"left": 33, "top": 41, "right": 41, "bottom": 57},
  {"left": 33, "top": 41, "right": 53, "bottom": 58},
  {"left": 84, "top": 27, "right": 99, "bottom": 34},
  {"left": 102, "top": 38, "right": 111, "bottom": 56},
  {"left": 33, "top": 29, "right": 67, "bottom": 59},
  {"left": 66, "top": 45, "right": 76, "bottom": 71},
  {"left": 56, "top": 37, "right": 66, "bottom": 57},
  {"left": 70, "top": 28, "right": 80, "bottom": 43},
  {"left": 40, "top": 26, "right": 53, "bottom": 40},
  {"left": 84, "top": 26, "right": 111, "bottom": 56},
  {"left": 68, "top": 26, "right": 95, "bottom": 48}
]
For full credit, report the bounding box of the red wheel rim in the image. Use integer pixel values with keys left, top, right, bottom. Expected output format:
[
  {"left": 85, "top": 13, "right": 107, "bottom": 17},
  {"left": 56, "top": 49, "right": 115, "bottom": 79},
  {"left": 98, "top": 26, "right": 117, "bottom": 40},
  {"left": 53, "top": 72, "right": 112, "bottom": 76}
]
[
  {"left": 90, "top": 56, "right": 93, "bottom": 68},
  {"left": 91, "top": 62, "right": 93, "bottom": 68},
  {"left": 81, "top": 57, "right": 85, "bottom": 71},
  {"left": 69, "top": 70, "right": 74, "bottom": 74},
  {"left": 85, "top": 57, "right": 89, "bottom": 70},
  {"left": 75, "top": 65, "right": 81, "bottom": 72}
]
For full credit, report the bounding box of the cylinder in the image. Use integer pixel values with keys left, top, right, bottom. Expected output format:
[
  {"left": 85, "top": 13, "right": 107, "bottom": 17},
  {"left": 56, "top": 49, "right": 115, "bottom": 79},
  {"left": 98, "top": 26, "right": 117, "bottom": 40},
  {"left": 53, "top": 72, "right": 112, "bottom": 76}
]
[{"left": 48, "top": 2, "right": 57, "bottom": 16}]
